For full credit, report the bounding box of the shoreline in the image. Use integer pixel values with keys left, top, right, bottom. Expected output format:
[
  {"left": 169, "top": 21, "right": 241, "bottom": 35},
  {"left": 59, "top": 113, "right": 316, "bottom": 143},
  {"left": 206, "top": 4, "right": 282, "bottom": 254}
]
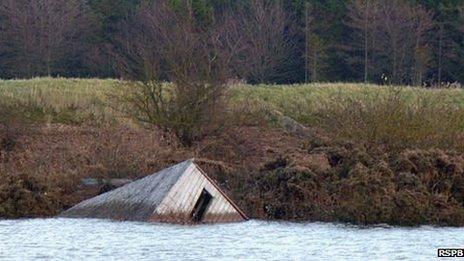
[{"left": 1, "top": 123, "right": 463, "bottom": 227}]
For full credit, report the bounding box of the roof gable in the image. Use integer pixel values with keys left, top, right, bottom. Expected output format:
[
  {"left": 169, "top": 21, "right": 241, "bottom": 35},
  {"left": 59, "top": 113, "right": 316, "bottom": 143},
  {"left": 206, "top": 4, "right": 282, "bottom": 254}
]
[
  {"left": 61, "top": 159, "right": 247, "bottom": 223},
  {"left": 61, "top": 160, "right": 192, "bottom": 221}
]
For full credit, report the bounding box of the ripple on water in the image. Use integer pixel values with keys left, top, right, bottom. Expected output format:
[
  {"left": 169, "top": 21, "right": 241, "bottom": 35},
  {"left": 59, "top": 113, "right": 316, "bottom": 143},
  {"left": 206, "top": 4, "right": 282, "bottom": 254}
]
[{"left": 0, "top": 218, "right": 462, "bottom": 261}]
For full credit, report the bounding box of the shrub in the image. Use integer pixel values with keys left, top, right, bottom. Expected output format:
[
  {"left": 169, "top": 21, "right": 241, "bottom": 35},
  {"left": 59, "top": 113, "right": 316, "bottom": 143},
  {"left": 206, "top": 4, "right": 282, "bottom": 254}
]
[
  {"left": 124, "top": 80, "right": 228, "bottom": 146},
  {"left": 114, "top": 0, "right": 242, "bottom": 146},
  {"left": 0, "top": 172, "right": 63, "bottom": 218}
]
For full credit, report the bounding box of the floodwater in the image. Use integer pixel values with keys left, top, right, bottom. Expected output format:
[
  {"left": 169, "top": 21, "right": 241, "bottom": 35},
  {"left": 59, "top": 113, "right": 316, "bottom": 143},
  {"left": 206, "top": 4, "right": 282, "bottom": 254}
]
[{"left": 0, "top": 219, "right": 462, "bottom": 260}]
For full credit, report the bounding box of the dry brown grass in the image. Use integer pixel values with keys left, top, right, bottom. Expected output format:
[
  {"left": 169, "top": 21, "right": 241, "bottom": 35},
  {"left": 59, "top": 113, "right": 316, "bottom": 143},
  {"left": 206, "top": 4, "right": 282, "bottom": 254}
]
[
  {"left": 0, "top": 121, "right": 302, "bottom": 218},
  {"left": 224, "top": 144, "right": 464, "bottom": 226},
  {"left": 1, "top": 121, "right": 464, "bottom": 226}
]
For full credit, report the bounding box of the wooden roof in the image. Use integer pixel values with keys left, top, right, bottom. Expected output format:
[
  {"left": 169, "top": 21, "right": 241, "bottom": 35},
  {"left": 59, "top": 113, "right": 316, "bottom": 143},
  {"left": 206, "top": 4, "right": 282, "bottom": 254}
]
[{"left": 60, "top": 159, "right": 247, "bottom": 223}]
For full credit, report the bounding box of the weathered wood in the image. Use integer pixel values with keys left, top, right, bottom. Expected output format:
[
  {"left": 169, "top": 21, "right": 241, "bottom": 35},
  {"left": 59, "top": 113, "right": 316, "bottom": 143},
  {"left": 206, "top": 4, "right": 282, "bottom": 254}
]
[
  {"left": 154, "top": 163, "right": 244, "bottom": 223},
  {"left": 61, "top": 159, "right": 247, "bottom": 223}
]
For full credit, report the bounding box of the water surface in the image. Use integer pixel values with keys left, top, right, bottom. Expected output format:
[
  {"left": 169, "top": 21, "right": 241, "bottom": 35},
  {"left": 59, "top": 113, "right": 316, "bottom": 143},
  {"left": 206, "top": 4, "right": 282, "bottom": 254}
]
[{"left": 0, "top": 219, "right": 462, "bottom": 260}]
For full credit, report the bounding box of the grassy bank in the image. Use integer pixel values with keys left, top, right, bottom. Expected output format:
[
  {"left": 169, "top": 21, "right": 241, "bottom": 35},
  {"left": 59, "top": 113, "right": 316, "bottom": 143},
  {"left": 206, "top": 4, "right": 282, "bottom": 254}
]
[
  {"left": 236, "top": 83, "right": 464, "bottom": 125},
  {"left": 3, "top": 78, "right": 464, "bottom": 123},
  {"left": 2, "top": 78, "right": 463, "bottom": 152},
  {"left": 1, "top": 78, "right": 464, "bottom": 226},
  {"left": 0, "top": 78, "right": 120, "bottom": 124}
]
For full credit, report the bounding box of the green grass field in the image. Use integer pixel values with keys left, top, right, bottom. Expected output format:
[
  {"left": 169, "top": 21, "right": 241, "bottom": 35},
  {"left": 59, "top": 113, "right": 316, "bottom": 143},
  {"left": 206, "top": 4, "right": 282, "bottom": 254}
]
[
  {"left": 0, "top": 78, "right": 121, "bottom": 124},
  {"left": 1, "top": 77, "right": 463, "bottom": 152},
  {"left": 234, "top": 83, "right": 464, "bottom": 124},
  {"left": 2, "top": 77, "right": 463, "bottom": 123}
]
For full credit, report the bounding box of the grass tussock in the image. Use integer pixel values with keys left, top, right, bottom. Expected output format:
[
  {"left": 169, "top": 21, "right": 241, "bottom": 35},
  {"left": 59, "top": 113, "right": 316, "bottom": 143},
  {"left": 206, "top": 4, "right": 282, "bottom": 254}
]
[{"left": 0, "top": 171, "right": 64, "bottom": 218}]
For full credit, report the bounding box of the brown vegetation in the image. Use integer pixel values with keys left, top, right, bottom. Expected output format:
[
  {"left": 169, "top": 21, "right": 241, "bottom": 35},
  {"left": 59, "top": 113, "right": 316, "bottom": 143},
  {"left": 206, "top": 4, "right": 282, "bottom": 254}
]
[
  {"left": 212, "top": 141, "right": 464, "bottom": 226},
  {"left": 0, "top": 0, "right": 463, "bottom": 228},
  {"left": 0, "top": 76, "right": 463, "bottom": 226},
  {"left": 1, "top": 116, "right": 463, "bottom": 226},
  {"left": 1, "top": 78, "right": 463, "bottom": 226},
  {"left": 0, "top": 122, "right": 300, "bottom": 219}
]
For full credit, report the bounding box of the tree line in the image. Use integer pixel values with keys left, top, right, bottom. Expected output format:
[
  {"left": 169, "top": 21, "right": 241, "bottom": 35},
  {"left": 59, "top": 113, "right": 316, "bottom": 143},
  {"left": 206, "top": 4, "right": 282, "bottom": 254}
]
[{"left": 1, "top": 0, "right": 463, "bottom": 85}]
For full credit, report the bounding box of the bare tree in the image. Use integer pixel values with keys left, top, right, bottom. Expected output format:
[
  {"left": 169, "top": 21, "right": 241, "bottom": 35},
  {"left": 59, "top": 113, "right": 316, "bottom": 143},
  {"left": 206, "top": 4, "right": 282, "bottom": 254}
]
[
  {"left": 0, "top": 0, "right": 92, "bottom": 78},
  {"left": 115, "top": 0, "right": 244, "bottom": 146},
  {"left": 304, "top": 3, "right": 328, "bottom": 83},
  {"left": 412, "top": 7, "right": 434, "bottom": 86},
  {"left": 345, "top": 0, "right": 379, "bottom": 83},
  {"left": 346, "top": 0, "right": 433, "bottom": 85},
  {"left": 432, "top": 4, "right": 464, "bottom": 85},
  {"left": 375, "top": 1, "right": 433, "bottom": 85},
  {"left": 235, "top": 0, "right": 298, "bottom": 84}
]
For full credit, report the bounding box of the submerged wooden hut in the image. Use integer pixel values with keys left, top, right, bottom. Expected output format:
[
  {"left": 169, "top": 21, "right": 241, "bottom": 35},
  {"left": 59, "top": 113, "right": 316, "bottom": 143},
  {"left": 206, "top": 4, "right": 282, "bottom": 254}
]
[{"left": 61, "top": 159, "right": 247, "bottom": 223}]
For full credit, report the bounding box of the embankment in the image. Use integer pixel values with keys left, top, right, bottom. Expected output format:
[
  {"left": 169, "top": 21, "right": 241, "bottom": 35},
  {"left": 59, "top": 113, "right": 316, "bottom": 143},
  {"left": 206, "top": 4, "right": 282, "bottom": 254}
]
[
  {"left": 1, "top": 78, "right": 463, "bottom": 226},
  {"left": 1, "top": 123, "right": 464, "bottom": 226}
]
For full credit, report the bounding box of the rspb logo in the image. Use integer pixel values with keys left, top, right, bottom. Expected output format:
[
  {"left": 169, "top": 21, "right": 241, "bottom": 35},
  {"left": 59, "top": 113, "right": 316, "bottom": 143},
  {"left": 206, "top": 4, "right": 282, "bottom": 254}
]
[{"left": 438, "top": 248, "right": 464, "bottom": 258}]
